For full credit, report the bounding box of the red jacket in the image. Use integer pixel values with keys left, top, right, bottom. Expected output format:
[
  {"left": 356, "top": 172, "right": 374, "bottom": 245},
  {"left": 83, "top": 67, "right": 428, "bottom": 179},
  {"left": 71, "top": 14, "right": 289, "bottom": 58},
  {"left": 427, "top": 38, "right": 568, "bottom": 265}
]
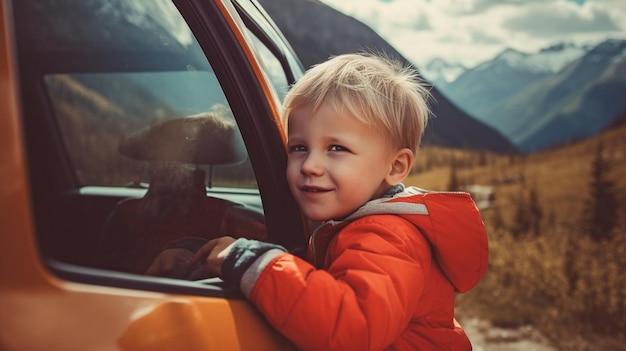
[{"left": 232, "top": 187, "right": 488, "bottom": 351}]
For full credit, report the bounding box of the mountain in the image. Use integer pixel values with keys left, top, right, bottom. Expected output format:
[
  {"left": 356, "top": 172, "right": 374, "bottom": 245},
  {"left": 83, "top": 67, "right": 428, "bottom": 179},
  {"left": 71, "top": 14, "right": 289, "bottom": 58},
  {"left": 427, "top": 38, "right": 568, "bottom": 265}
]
[
  {"left": 438, "top": 40, "right": 626, "bottom": 152},
  {"left": 513, "top": 39, "right": 626, "bottom": 151},
  {"left": 527, "top": 42, "right": 592, "bottom": 73},
  {"left": 440, "top": 43, "right": 589, "bottom": 130},
  {"left": 442, "top": 48, "right": 551, "bottom": 126},
  {"left": 257, "top": 0, "right": 517, "bottom": 154},
  {"left": 420, "top": 58, "right": 467, "bottom": 90}
]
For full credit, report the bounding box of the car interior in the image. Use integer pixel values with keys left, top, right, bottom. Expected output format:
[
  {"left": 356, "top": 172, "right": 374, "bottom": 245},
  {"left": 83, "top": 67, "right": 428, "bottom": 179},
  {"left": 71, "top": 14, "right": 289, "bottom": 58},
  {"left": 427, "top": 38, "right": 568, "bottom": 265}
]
[{"left": 94, "top": 111, "right": 267, "bottom": 275}]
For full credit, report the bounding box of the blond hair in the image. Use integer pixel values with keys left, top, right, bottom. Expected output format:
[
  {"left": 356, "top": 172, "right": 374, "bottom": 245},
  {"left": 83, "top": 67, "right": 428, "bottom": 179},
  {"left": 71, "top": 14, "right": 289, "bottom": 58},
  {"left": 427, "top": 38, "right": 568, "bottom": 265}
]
[{"left": 281, "top": 53, "right": 431, "bottom": 154}]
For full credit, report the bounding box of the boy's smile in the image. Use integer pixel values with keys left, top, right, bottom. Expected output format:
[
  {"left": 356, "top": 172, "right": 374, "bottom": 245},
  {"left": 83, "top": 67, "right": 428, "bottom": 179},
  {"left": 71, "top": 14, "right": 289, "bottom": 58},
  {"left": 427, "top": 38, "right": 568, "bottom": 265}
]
[{"left": 286, "top": 103, "right": 398, "bottom": 222}]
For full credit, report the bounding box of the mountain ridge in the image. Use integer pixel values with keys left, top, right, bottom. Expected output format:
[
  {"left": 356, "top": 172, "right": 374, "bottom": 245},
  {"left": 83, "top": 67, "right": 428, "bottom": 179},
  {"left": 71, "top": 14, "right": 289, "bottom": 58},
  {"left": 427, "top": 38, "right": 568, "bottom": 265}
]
[
  {"left": 436, "top": 39, "right": 626, "bottom": 151},
  {"left": 507, "top": 39, "right": 626, "bottom": 151},
  {"left": 421, "top": 58, "right": 466, "bottom": 88}
]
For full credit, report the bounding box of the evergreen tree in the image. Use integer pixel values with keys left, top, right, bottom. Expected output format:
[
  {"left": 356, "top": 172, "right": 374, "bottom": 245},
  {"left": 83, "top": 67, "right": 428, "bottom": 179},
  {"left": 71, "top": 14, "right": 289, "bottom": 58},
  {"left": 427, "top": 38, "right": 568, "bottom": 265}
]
[
  {"left": 478, "top": 150, "right": 487, "bottom": 167},
  {"left": 528, "top": 185, "right": 543, "bottom": 236},
  {"left": 581, "top": 143, "right": 618, "bottom": 241},
  {"left": 447, "top": 157, "right": 460, "bottom": 191},
  {"left": 512, "top": 188, "right": 529, "bottom": 237},
  {"left": 491, "top": 204, "right": 505, "bottom": 231}
]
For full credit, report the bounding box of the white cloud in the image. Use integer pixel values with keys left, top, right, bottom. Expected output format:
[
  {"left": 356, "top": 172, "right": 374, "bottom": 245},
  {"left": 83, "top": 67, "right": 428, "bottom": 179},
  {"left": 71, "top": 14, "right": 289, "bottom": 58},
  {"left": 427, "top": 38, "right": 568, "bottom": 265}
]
[
  {"left": 504, "top": 1, "right": 621, "bottom": 37},
  {"left": 320, "top": 0, "right": 626, "bottom": 68}
]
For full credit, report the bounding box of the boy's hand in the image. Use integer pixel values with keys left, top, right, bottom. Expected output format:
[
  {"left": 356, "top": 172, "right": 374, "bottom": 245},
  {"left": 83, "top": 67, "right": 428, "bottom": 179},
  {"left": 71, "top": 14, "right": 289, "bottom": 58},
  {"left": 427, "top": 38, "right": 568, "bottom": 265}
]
[
  {"left": 145, "top": 248, "right": 194, "bottom": 278},
  {"left": 187, "top": 236, "right": 237, "bottom": 280}
]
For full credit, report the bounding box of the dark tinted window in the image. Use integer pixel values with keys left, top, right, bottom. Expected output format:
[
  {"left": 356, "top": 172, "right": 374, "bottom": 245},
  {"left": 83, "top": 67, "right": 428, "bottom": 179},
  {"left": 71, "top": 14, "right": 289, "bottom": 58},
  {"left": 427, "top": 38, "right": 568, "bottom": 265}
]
[{"left": 15, "top": 0, "right": 266, "bottom": 277}]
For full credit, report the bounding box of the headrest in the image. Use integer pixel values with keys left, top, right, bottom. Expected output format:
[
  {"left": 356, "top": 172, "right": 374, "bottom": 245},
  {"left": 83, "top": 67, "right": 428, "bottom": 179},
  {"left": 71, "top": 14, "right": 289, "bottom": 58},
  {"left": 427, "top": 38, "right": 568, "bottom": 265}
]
[{"left": 119, "top": 111, "right": 247, "bottom": 165}]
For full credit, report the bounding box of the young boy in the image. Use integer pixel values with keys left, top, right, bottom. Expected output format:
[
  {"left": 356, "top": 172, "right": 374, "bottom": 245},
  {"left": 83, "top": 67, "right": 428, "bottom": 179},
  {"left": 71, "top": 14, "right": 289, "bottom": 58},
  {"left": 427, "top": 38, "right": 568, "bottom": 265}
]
[{"left": 187, "top": 53, "right": 489, "bottom": 350}]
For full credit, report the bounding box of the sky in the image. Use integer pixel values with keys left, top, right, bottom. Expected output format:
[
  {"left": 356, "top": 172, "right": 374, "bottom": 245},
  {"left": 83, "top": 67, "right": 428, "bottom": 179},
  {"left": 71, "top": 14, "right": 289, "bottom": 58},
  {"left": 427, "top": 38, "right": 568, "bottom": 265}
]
[{"left": 319, "top": 0, "right": 626, "bottom": 68}]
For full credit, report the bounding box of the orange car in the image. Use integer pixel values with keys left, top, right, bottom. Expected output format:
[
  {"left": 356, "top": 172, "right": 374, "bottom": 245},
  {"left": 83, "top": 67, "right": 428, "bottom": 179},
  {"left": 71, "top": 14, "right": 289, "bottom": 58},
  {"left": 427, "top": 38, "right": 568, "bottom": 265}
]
[{"left": 0, "top": 0, "right": 308, "bottom": 349}]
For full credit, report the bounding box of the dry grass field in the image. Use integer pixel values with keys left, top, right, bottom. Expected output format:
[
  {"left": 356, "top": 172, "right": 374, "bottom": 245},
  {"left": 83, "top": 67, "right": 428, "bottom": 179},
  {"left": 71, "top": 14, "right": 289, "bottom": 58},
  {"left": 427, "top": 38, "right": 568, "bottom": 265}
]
[{"left": 406, "top": 122, "right": 626, "bottom": 350}]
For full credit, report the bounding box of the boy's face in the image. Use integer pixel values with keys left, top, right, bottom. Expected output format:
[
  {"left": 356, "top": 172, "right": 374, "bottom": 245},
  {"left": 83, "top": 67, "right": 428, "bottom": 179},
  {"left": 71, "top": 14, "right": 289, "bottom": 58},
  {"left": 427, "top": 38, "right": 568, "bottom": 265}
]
[{"left": 286, "top": 103, "right": 397, "bottom": 222}]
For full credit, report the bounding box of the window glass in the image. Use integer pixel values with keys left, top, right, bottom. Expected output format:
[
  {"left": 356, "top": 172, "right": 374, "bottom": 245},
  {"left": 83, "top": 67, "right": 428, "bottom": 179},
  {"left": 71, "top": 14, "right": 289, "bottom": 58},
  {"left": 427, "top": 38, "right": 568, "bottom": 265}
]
[
  {"left": 248, "top": 33, "right": 291, "bottom": 100},
  {"left": 16, "top": 0, "right": 268, "bottom": 276},
  {"left": 46, "top": 71, "right": 257, "bottom": 189}
]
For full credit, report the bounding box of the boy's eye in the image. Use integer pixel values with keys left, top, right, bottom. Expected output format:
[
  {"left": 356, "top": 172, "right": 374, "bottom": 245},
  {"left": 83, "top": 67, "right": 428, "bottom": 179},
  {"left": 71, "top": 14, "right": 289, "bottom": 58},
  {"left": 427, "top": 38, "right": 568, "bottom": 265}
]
[
  {"left": 329, "top": 145, "right": 348, "bottom": 152},
  {"left": 288, "top": 144, "right": 306, "bottom": 153}
]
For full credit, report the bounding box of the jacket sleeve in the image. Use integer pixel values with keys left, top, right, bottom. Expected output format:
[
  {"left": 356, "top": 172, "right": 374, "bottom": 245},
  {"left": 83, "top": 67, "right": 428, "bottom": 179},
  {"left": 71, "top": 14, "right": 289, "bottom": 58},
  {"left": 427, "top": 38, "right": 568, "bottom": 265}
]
[{"left": 235, "top": 215, "right": 431, "bottom": 351}]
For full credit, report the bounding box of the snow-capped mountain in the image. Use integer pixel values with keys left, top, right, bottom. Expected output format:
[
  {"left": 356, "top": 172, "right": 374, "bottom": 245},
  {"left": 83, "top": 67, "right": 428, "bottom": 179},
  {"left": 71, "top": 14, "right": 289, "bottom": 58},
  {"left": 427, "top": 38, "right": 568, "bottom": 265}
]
[
  {"left": 479, "top": 48, "right": 547, "bottom": 74},
  {"left": 438, "top": 39, "right": 626, "bottom": 152},
  {"left": 531, "top": 42, "right": 592, "bottom": 73},
  {"left": 420, "top": 58, "right": 466, "bottom": 89},
  {"left": 425, "top": 42, "right": 588, "bottom": 93},
  {"left": 439, "top": 47, "right": 557, "bottom": 129},
  {"left": 480, "top": 43, "right": 590, "bottom": 75},
  {"left": 511, "top": 39, "right": 626, "bottom": 151}
]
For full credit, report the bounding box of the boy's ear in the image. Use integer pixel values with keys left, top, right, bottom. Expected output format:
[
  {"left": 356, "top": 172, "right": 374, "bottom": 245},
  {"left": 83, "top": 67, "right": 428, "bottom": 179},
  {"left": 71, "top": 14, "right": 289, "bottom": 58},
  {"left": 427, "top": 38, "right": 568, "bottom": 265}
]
[{"left": 386, "top": 148, "right": 414, "bottom": 184}]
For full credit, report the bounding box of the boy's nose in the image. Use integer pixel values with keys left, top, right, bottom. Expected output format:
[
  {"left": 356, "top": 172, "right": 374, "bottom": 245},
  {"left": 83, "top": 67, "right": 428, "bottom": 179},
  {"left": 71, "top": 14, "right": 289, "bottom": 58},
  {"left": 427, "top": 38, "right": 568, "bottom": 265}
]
[{"left": 300, "top": 153, "right": 324, "bottom": 176}]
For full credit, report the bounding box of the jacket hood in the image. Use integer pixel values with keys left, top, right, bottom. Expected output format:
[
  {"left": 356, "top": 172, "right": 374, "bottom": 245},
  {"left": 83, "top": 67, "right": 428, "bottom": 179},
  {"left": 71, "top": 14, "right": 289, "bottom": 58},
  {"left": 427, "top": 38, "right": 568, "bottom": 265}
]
[{"left": 338, "top": 186, "right": 489, "bottom": 293}]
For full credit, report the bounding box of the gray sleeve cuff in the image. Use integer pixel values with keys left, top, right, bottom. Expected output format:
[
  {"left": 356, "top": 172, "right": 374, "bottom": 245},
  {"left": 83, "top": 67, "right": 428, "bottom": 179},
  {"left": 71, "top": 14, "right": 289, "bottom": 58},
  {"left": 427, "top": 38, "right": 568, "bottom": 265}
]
[
  {"left": 221, "top": 238, "right": 286, "bottom": 291},
  {"left": 240, "top": 249, "right": 285, "bottom": 297}
]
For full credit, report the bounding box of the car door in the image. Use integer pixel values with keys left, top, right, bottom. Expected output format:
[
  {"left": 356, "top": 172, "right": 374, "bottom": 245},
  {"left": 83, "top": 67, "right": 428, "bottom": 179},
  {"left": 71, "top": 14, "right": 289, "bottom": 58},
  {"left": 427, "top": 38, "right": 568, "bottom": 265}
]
[{"left": 0, "top": 0, "right": 306, "bottom": 350}]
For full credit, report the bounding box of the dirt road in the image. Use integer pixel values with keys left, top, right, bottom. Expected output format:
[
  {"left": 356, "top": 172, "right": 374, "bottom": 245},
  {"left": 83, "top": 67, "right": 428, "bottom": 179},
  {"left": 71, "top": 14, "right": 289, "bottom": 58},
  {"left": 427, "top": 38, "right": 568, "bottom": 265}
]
[{"left": 462, "top": 318, "right": 557, "bottom": 351}]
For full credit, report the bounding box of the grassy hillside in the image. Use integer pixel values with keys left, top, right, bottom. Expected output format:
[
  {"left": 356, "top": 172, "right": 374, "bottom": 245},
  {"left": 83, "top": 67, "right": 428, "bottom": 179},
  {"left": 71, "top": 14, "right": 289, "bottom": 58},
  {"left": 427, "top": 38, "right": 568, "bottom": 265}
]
[
  {"left": 409, "top": 122, "right": 625, "bottom": 224},
  {"left": 405, "top": 122, "right": 626, "bottom": 350}
]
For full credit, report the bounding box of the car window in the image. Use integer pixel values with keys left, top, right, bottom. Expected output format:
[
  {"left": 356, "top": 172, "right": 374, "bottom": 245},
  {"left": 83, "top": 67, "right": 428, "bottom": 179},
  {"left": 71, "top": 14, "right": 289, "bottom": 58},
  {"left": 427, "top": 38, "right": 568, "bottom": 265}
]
[
  {"left": 14, "top": 0, "right": 269, "bottom": 278},
  {"left": 248, "top": 33, "right": 290, "bottom": 100},
  {"left": 234, "top": 0, "right": 304, "bottom": 100},
  {"left": 46, "top": 71, "right": 257, "bottom": 189}
]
